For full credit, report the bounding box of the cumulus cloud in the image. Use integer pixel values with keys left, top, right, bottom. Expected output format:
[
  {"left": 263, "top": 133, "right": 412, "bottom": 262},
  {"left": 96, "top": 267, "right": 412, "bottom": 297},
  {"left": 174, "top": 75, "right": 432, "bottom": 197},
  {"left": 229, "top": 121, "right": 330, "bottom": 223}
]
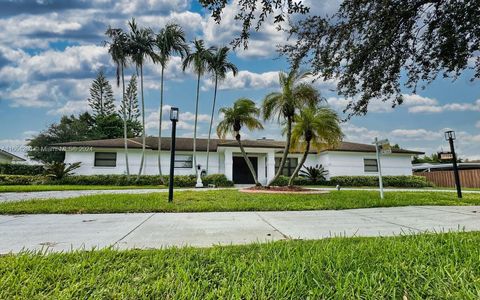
[
  {"left": 340, "top": 123, "right": 382, "bottom": 143},
  {"left": 390, "top": 129, "right": 442, "bottom": 141},
  {"left": 203, "top": 70, "right": 279, "bottom": 91},
  {"left": 3, "top": 78, "right": 93, "bottom": 109},
  {"left": 408, "top": 99, "right": 480, "bottom": 114},
  {"left": 202, "top": 70, "right": 337, "bottom": 91},
  {"left": 0, "top": 45, "right": 110, "bottom": 84},
  {"left": 47, "top": 100, "right": 91, "bottom": 116},
  {"left": 328, "top": 93, "right": 480, "bottom": 115}
]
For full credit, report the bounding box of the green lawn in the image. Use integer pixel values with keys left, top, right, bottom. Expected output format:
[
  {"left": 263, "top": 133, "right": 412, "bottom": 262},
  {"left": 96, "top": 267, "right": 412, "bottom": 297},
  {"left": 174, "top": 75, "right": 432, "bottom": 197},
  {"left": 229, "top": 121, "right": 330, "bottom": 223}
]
[
  {"left": 1, "top": 189, "right": 479, "bottom": 214},
  {"left": 0, "top": 185, "right": 166, "bottom": 193},
  {"left": 1, "top": 232, "right": 479, "bottom": 298}
]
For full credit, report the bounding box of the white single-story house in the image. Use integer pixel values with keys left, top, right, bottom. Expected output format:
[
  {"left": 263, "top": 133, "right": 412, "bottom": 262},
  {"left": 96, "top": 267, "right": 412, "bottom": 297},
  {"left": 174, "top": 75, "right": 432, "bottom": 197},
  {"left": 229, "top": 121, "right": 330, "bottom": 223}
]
[
  {"left": 55, "top": 137, "right": 423, "bottom": 184},
  {"left": 0, "top": 149, "right": 26, "bottom": 164}
]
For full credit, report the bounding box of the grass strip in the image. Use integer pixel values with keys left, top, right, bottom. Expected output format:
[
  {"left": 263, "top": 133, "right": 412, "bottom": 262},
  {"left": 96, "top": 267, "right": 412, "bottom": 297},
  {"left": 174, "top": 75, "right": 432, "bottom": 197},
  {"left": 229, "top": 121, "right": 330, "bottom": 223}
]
[
  {"left": 0, "top": 232, "right": 479, "bottom": 299},
  {"left": 0, "top": 189, "right": 479, "bottom": 214}
]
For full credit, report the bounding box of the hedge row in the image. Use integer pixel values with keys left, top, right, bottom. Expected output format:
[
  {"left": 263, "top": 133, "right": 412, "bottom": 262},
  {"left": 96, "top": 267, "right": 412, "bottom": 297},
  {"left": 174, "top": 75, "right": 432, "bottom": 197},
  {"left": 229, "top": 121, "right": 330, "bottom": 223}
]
[
  {"left": 0, "top": 164, "right": 44, "bottom": 176},
  {"left": 0, "top": 174, "right": 233, "bottom": 187},
  {"left": 329, "top": 176, "right": 434, "bottom": 188},
  {"left": 270, "top": 175, "right": 433, "bottom": 188},
  {"left": 0, "top": 174, "right": 432, "bottom": 188}
]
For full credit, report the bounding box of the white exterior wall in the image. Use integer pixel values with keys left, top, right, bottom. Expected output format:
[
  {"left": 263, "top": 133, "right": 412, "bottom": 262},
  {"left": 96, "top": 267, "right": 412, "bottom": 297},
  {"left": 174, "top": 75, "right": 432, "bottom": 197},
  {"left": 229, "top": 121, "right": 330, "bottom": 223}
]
[
  {"left": 64, "top": 148, "right": 221, "bottom": 176},
  {"left": 317, "top": 151, "right": 413, "bottom": 178},
  {"left": 64, "top": 148, "right": 414, "bottom": 180}
]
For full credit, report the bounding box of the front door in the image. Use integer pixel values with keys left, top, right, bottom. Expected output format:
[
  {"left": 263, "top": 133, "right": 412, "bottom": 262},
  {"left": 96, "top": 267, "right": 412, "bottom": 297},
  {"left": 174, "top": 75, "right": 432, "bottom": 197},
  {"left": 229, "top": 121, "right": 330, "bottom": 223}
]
[{"left": 233, "top": 156, "right": 257, "bottom": 184}]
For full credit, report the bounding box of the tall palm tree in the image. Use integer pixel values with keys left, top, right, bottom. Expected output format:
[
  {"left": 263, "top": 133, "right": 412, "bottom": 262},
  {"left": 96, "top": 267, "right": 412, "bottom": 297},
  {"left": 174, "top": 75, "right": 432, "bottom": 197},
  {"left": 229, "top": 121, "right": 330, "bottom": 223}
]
[
  {"left": 127, "top": 18, "right": 154, "bottom": 179},
  {"left": 182, "top": 39, "right": 214, "bottom": 176},
  {"left": 153, "top": 24, "right": 189, "bottom": 178},
  {"left": 217, "top": 98, "right": 264, "bottom": 186},
  {"left": 205, "top": 46, "right": 238, "bottom": 174},
  {"left": 105, "top": 26, "right": 130, "bottom": 178},
  {"left": 262, "top": 67, "right": 322, "bottom": 186},
  {"left": 288, "top": 106, "right": 343, "bottom": 186}
]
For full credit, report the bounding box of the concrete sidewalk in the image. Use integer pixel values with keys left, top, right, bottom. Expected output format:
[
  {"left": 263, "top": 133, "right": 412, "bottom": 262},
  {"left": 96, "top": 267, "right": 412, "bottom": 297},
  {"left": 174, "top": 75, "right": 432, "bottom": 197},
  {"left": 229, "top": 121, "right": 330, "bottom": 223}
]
[
  {"left": 1, "top": 187, "right": 479, "bottom": 203},
  {"left": 1, "top": 206, "right": 479, "bottom": 254}
]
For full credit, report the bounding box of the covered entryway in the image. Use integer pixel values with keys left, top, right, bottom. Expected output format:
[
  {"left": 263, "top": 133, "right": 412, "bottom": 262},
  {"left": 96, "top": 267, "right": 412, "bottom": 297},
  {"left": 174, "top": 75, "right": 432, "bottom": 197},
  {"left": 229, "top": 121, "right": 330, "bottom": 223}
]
[{"left": 233, "top": 157, "right": 257, "bottom": 184}]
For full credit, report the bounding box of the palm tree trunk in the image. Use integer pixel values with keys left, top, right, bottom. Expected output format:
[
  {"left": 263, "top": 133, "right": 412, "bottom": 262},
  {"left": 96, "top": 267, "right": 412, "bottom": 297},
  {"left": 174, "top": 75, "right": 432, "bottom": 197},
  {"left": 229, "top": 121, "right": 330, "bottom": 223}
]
[
  {"left": 157, "top": 66, "right": 165, "bottom": 182},
  {"left": 137, "top": 64, "right": 146, "bottom": 180},
  {"left": 288, "top": 141, "right": 310, "bottom": 186},
  {"left": 121, "top": 65, "right": 130, "bottom": 179},
  {"left": 205, "top": 75, "right": 218, "bottom": 175},
  {"left": 267, "top": 116, "right": 292, "bottom": 186},
  {"left": 236, "top": 133, "right": 260, "bottom": 186},
  {"left": 193, "top": 73, "right": 201, "bottom": 176}
]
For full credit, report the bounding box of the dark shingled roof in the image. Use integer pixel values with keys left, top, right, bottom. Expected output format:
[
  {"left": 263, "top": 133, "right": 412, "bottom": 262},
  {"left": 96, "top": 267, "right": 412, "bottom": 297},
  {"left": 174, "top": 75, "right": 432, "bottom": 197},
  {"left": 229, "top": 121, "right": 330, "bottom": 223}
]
[
  {"left": 0, "top": 149, "right": 26, "bottom": 161},
  {"left": 53, "top": 137, "right": 423, "bottom": 155}
]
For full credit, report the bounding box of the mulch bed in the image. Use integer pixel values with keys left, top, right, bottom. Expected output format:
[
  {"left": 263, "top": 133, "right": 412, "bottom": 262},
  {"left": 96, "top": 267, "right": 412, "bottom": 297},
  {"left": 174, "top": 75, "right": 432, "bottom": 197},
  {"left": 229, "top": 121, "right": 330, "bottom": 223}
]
[{"left": 240, "top": 186, "right": 329, "bottom": 194}]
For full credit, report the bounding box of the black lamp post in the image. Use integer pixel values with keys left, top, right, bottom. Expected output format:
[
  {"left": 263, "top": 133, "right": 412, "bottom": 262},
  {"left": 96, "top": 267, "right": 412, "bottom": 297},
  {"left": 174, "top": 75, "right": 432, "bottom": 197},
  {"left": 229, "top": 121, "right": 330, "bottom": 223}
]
[
  {"left": 445, "top": 130, "right": 462, "bottom": 198},
  {"left": 168, "top": 107, "right": 179, "bottom": 202}
]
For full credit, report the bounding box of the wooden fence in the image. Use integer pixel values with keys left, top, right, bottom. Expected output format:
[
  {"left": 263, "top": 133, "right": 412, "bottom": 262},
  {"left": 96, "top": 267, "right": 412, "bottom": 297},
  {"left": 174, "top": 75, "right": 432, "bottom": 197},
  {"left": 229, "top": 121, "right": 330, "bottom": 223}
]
[{"left": 415, "top": 169, "right": 480, "bottom": 188}]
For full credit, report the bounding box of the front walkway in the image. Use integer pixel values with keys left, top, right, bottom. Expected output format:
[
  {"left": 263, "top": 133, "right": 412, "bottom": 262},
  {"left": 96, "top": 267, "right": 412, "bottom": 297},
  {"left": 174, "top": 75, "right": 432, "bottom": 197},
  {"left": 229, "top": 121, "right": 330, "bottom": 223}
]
[{"left": 1, "top": 206, "right": 479, "bottom": 254}]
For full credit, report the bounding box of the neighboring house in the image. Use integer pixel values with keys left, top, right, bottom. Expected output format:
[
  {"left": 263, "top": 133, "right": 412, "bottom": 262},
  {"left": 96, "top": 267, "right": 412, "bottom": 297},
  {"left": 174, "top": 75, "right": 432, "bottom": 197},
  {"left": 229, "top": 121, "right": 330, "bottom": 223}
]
[
  {"left": 0, "top": 149, "right": 26, "bottom": 164},
  {"left": 54, "top": 137, "right": 423, "bottom": 184}
]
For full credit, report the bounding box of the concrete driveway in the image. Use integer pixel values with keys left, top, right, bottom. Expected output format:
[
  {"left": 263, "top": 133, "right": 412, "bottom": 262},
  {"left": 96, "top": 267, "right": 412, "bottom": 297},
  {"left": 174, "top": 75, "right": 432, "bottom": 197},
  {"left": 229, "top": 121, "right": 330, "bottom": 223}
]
[{"left": 1, "top": 205, "right": 479, "bottom": 254}]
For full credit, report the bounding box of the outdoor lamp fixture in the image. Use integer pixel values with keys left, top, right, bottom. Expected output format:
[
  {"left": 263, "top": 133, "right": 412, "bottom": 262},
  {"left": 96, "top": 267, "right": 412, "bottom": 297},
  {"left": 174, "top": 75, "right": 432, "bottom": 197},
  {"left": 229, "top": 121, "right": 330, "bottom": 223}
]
[
  {"left": 168, "top": 107, "right": 179, "bottom": 202},
  {"left": 170, "top": 107, "right": 179, "bottom": 122},
  {"left": 444, "top": 130, "right": 456, "bottom": 141},
  {"left": 444, "top": 130, "right": 462, "bottom": 198}
]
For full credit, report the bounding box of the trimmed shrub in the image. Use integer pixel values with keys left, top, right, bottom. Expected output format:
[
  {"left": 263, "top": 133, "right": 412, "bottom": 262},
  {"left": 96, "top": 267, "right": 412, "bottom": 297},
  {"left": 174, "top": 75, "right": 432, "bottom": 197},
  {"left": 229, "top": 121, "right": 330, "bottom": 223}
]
[
  {"left": 202, "top": 174, "right": 234, "bottom": 187},
  {"left": 49, "top": 174, "right": 232, "bottom": 187},
  {"left": 163, "top": 175, "right": 197, "bottom": 187},
  {"left": 54, "top": 175, "right": 166, "bottom": 186},
  {"left": 0, "top": 164, "right": 44, "bottom": 176},
  {"left": 270, "top": 175, "right": 433, "bottom": 188},
  {"left": 330, "top": 175, "right": 433, "bottom": 188},
  {"left": 0, "top": 175, "right": 47, "bottom": 185}
]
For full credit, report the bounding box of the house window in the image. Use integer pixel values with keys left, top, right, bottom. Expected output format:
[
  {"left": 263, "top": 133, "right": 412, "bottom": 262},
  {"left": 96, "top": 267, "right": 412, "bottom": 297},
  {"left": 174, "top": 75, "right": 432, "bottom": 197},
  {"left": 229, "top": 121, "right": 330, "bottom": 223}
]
[
  {"left": 275, "top": 157, "right": 298, "bottom": 176},
  {"left": 364, "top": 159, "right": 378, "bottom": 172},
  {"left": 175, "top": 155, "right": 193, "bottom": 168},
  {"left": 94, "top": 152, "right": 117, "bottom": 167}
]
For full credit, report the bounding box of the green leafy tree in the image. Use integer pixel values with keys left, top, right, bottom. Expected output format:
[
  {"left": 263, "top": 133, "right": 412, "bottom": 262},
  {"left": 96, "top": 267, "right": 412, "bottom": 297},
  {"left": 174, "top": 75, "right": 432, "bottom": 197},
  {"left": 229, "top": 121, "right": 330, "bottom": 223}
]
[
  {"left": 289, "top": 107, "right": 343, "bottom": 186},
  {"left": 106, "top": 26, "right": 131, "bottom": 177},
  {"left": 88, "top": 70, "right": 116, "bottom": 117},
  {"left": 153, "top": 23, "right": 189, "bottom": 177},
  {"left": 217, "top": 98, "right": 264, "bottom": 186},
  {"left": 201, "top": 0, "right": 480, "bottom": 116},
  {"left": 205, "top": 46, "right": 238, "bottom": 174},
  {"left": 27, "top": 113, "right": 96, "bottom": 163},
  {"left": 182, "top": 39, "right": 215, "bottom": 175},
  {"left": 120, "top": 75, "right": 141, "bottom": 123},
  {"left": 127, "top": 18, "right": 155, "bottom": 179},
  {"left": 93, "top": 114, "right": 142, "bottom": 139},
  {"left": 262, "top": 67, "right": 322, "bottom": 186}
]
